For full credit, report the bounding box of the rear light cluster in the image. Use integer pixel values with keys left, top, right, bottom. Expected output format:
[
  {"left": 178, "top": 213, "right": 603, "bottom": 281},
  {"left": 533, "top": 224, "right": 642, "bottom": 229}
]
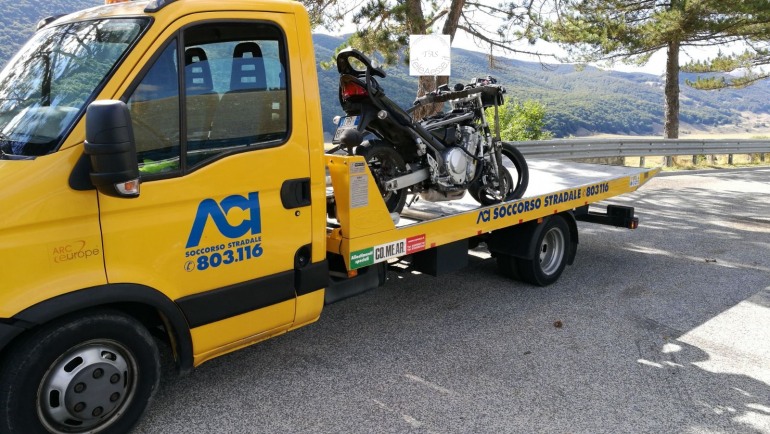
[{"left": 341, "top": 81, "right": 368, "bottom": 101}]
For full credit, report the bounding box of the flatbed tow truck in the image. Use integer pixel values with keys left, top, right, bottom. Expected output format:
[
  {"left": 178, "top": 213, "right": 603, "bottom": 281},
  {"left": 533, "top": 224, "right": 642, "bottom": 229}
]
[
  {"left": 325, "top": 157, "right": 657, "bottom": 299},
  {"left": 0, "top": 0, "right": 658, "bottom": 432}
]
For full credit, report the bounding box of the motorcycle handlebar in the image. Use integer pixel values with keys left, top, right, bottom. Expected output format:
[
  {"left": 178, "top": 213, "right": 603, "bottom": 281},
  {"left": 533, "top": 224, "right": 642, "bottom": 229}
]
[{"left": 412, "top": 84, "right": 503, "bottom": 107}]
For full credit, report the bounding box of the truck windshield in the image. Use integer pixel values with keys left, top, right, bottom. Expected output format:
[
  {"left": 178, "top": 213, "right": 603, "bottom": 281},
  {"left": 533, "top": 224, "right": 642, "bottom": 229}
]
[{"left": 0, "top": 18, "right": 147, "bottom": 158}]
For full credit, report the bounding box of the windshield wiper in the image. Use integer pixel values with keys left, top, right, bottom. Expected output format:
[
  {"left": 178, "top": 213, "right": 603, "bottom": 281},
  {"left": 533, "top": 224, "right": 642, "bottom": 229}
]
[
  {"left": 0, "top": 132, "right": 10, "bottom": 159},
  {"left": 0, "top": 132, "right": 28, "bottom": 160},
  {"left": 0, "top": 149, "right": 35, "bottom": 160}
]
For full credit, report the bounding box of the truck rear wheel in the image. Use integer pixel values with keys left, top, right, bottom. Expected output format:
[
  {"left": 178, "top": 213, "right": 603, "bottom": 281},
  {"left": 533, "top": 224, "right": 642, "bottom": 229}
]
[
  {"left": 0, "top": 309, "right": 160, "bottom": 434},
  {"left": 497, "top": 215, "right": 570, "bottom": 286},
  {"left": 496, "top": 253, "right": 520, "bottom": 280}
]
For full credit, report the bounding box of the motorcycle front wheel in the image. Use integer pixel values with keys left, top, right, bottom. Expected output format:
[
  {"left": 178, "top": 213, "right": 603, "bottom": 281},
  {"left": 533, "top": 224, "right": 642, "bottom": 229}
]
[
  {"left": 501, "top": 142, "right": 529, "bottom": 200},
  {"left": 470, "top": 142, "right": 529, "bottom": 205},
  {"left": 355, "top": 140, "right": 408, "bottom": 214}
]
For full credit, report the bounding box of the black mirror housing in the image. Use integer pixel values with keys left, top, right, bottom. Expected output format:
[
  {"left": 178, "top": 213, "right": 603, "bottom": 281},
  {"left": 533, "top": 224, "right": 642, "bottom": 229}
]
[{"left": 84, "top": 100, "right": 140, "bottom": 198}]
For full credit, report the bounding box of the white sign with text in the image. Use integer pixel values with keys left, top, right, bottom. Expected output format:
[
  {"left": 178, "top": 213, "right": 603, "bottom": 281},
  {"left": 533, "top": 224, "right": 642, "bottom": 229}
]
[{"left": 409, "top": 35, "right": 451, "bottom": 76}]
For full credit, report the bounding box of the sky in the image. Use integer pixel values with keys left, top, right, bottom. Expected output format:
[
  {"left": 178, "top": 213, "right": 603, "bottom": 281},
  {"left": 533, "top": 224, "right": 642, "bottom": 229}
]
[
  {"left": 447, "top": 32, "right": 670, "bottom": 75},
  {"left": 451, "top": 37, "right": 737, "bottom": 76},
  {"left": 408, "top": 29, "right": 740, "bottom": 76},
  {"left": 320, "top": 25, "right": 729, "bottom": 77},
  {"left": 319, "top": 3, "right": 746, "bottom": 78}
]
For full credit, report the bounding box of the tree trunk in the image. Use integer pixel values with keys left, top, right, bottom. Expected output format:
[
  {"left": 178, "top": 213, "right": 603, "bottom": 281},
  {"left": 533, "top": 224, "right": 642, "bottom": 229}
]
[
  {"left": 412, "top": 75, "right": 438, "bottom": 120},
  {"left": 664, "top": 39, "right": 680, "bottom": 166},
  {"left": 442, "top": 0, "right": 465, "bottom": 37},
  {"left": 405, "top": 0, "right": 426, "bottom": 33},
  {"left": 412, "top": 0, "right": 465, "bottom": 120},
  {"left": 663, "top": 40, "right": 680, "bottom": 138}
]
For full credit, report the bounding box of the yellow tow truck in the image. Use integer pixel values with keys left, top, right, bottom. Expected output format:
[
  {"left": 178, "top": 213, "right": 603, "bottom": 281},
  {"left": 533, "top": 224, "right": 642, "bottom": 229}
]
[{"left": 0, "top": 0, "right": 658, "bottom": 432}]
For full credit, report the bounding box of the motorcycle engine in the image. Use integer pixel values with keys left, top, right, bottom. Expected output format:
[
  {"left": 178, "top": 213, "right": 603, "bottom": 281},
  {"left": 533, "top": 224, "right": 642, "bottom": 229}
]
[{"left": 441, "top": 126, "right": 480, "bottom": 185}]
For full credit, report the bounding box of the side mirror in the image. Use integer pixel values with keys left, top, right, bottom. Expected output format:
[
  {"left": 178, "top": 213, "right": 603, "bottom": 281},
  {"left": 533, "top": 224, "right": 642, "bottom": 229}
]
[{"left": 84, "top": 100, "right": 140, "bottom": 198}]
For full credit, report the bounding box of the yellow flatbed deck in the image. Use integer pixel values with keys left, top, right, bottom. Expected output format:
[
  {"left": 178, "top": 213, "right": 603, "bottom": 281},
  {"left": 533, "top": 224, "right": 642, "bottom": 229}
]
[{"left": 325, "top": 155, "right": 659, "bottom": 271}]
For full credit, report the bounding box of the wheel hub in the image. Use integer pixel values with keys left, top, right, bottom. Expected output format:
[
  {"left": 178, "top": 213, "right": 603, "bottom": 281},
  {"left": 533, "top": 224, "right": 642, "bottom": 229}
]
[
  {"left": 64, "top": 362, "right": 125, "bottom": 420},
  {"left": 38, "top": 342, "right": 135, "bottom": 433},
  {"left": 539, "top": 227, "right": 565, "bottom": 276}
]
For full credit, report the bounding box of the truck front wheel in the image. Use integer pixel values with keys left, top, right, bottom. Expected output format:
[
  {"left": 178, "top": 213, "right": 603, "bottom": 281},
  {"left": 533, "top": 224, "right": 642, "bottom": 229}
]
[{"left": 0, "top": 309, "right": 160, "bottom": 434}]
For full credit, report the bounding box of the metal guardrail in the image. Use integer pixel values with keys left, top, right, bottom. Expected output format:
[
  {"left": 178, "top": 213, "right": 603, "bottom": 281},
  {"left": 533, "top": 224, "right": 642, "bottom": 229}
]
[{"left": 511, "top": 138, "right": 770, "bottom": 160}]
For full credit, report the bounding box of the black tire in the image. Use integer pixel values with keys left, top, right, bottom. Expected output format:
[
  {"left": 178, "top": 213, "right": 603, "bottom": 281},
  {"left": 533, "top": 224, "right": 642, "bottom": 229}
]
[
  {"left": 469, "top": 143, "right": 529, "bottom": 206},
  {"left": 0, "top": 309, "right": 160, "bottom": 434},
  {"left": 355, "top": 140, "right": 408, "bottom": 213},
  {"left": 517, "top": 215, "right": 570, "bottom": 286},
  {"left": 500, "top": 142, "right": 529, "bottom": 200},
  {"left": 469, "top": 166, "right": 515, "bottom": 206}
]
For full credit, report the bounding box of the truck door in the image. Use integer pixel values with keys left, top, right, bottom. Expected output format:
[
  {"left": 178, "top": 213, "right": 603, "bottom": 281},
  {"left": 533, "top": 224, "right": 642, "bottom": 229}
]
[{"left": 96, "top": 17, "right": 313, "bottom": 362}]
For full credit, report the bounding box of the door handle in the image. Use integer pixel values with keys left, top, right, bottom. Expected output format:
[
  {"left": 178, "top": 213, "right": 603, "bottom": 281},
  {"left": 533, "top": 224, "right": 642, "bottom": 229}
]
[{"left": 280, "top": 178, "right": 311, "bottom": 209}]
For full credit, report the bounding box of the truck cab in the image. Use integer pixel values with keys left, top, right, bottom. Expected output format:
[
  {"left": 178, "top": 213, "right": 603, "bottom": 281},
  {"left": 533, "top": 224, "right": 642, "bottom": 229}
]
[{"left": 0, "top": 1, "right": 328, "bottom": 432}]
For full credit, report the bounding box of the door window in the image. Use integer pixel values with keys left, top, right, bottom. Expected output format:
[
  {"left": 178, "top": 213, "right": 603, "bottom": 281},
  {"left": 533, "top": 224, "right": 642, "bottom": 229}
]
[
  {"left": 183, "top": 22, "right": 289, "bottom": 168},
  {"left": 127, "top": 41, "right": 181, "bottom": 175},
  {"left": 125, "top": 22, "right": 289, "bottom": 176}
]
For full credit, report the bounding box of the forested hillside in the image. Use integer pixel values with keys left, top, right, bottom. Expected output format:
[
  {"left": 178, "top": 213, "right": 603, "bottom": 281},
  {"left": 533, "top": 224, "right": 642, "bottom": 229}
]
[
  {"left": 0, "top": 0, "right": 102, "bottom": 61},
  {"left": 1, "top": 2, "right": 768, "bottom": 139},
  {"left": 315, "top": 34, "right": 770, "bottom": 139}
]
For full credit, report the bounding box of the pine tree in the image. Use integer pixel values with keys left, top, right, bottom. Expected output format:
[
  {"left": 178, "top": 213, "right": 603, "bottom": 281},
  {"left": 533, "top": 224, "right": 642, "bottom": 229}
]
[
  {"left": 543, "top": 0, "right": 769, "bottom": 139},
  {"left": 315, "top": 0, "right": 545, "bottom": 119}
]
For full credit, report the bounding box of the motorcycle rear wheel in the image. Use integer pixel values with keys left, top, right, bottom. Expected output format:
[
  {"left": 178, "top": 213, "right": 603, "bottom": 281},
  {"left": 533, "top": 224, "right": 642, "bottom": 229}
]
[{"left": 355, "top": 141, "right": 408, "bottom": 214}]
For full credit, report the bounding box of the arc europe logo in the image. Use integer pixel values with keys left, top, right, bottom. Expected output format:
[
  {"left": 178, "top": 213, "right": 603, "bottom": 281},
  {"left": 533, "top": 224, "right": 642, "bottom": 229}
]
[{"left": 186, "top": 192, "right": 261, "bottom": 248}]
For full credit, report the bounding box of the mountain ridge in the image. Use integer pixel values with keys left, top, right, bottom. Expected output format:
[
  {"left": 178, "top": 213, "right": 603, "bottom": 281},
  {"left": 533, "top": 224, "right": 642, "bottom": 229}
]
[
  {"left": 314, "top": 34, "right": 770, "bottom": 139},
  {"left": 0, "top": 1, "right": 766, "bottom": 139}
]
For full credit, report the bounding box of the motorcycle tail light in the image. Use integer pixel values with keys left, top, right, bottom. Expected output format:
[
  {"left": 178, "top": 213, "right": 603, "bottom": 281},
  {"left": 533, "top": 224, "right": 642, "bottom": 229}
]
[{"left": 342, "top": 81, "right": 368, "bottom": 100}]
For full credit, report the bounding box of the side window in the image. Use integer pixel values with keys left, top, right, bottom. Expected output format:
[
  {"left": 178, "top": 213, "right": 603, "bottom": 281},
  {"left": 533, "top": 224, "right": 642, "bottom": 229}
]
[
  {"left": 127, "top": 41, "right": 181, "bottom": 175},
  {"left": 125, "top": 23, "right": 289, "bottom": 177},
  {"left": 183, "top": 22, "right": 289, "bottom": 168}
]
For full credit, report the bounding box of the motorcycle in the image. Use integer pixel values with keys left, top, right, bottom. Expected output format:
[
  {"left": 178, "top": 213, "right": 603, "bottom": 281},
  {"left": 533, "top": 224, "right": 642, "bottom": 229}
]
[{"left": 328, "top": 48, "right": 529, "bottom": 214}]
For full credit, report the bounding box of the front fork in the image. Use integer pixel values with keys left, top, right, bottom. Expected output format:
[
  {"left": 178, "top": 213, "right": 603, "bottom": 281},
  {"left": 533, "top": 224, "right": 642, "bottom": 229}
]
[
  {"left": 486, "top": 142, "right": 507, "bottom": 200},
  {"left": 475, "top": 94, "right": 508, "bottom": 200}
]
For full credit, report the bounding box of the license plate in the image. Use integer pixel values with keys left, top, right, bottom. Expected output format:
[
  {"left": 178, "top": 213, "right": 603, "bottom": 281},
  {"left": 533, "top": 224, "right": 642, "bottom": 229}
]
[{"left": 332, "top": 116, "right": 360, "bottom": 143}]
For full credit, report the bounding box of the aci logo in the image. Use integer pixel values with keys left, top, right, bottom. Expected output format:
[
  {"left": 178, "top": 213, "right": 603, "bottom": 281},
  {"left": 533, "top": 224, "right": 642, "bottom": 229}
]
[{"left": 186, "top": 192, "right": 261, "bottom": 248}]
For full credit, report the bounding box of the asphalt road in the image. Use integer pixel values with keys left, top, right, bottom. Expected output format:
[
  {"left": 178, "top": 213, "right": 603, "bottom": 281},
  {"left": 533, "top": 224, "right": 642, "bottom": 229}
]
[{"left": 135, "top": 167, "right": 770, "bottom": 434}]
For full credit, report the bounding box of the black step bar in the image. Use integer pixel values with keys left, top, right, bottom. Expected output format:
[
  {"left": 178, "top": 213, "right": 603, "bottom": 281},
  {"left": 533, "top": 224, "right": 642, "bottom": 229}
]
[{"left": 575, "top": 205, "right": 638, "bottom": 229}]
